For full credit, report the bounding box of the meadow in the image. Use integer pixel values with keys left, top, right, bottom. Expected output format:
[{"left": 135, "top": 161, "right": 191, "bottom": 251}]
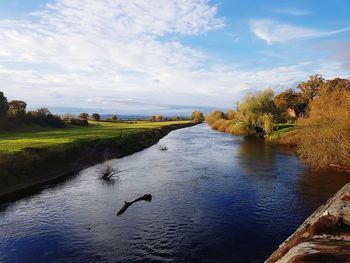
[
  {"left": 0, "top": 120, "right": 194, "bottom": 196},
  {"left": 0, "top": 120, "right": 191, "bottom": 154}
]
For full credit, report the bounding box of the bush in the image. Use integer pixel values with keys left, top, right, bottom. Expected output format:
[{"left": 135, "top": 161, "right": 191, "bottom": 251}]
[
  {"left": 211, "top": 119, "right": 229, "bottom": 132},
  {"left": 205, "top": 111, "right": 225, "bottom": 125},
  {"left": 227, "top": 122, "right": 256, "bottom": 135},
  {"left": 225, "top": 109, "right": 236, "bottom": 120}
]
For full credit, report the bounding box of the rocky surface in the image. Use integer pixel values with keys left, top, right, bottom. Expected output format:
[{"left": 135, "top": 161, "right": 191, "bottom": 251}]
[{"left": 266, "top": 182, "right": 350, "bottom": 262}]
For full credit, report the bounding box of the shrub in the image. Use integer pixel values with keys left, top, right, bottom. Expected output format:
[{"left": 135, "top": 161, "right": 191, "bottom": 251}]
[
  {"left": 211, "top": 119, "right": 229, "bottom": 132},
  {"left": 226, "top": 122, "right": 256, "bottom": 135},
  {"left": 205, "top": 111, "right": 225, "bottom": 125},
  {"left": 225, "top": 109, "right": 236, "bottom": 120}
]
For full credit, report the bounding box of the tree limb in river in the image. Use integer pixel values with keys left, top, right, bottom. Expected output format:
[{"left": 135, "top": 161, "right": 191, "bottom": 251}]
[{"left": 117, "top": 194, "right": 152, "bottom": 216}]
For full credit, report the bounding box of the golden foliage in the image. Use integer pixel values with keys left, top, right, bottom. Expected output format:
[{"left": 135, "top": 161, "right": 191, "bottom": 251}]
[{"left": 296, "top": 86, "right": 350, "bottom": 168}]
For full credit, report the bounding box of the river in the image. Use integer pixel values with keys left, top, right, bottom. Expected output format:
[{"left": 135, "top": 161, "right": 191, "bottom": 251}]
[{"left": 0, "top": 124, "right": 349, "bottom": 263}]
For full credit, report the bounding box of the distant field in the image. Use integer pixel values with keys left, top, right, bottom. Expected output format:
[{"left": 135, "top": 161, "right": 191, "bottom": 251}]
[{"left": 0, "top": 120, "right": 191, "bottom": 154}]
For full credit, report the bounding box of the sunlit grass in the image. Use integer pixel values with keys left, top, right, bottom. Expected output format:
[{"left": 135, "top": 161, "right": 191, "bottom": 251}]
[{"left": 0, "top": 120, "right": 191, "bottom": 153}]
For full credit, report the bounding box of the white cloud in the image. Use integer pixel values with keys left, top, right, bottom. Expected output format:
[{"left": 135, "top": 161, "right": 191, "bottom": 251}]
[
  {"left": 0, "top": 1, "right": 348, "bottom": 113},
  {"left": 250, "top": 19, "right": 350, "bottom": 44}
]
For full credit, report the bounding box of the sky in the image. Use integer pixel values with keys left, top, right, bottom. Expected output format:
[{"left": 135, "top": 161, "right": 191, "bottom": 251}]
[{"left": 0, "top": 0, "right": 349, "bottom": 115}]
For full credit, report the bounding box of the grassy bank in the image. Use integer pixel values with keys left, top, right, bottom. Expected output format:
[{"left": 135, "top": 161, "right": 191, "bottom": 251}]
[
  {"left": 0, "top": 120, "right": 195, "bottom": 199},
  {"left": 265, "top": 123, "right": 297, "bottom": 144}
]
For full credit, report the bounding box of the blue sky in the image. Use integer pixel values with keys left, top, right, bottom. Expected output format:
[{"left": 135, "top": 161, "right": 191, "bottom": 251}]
[{"left": 0, "top": 0, "right": 349, "bottom": 115}]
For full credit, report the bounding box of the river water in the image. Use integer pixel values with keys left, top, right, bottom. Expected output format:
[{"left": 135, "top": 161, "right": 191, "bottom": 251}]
[{"left": 0, "top": 124, "right": 349, "bottom": 263}]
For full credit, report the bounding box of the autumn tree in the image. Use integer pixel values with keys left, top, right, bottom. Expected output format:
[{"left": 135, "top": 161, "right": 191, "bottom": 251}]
[
  {"left": 274, "top": 89, "right": 305, "bottom": 120},
  {"left": 298, "top": 74, "right": 325, "bottom": 102},
  {"left": 296, "top": 80, "right": 350, "bottom": 169},
  {"left": 320, "top": 78, "right": 350, "bottom": 93},
  {"left": 190, "top": 111, "right": 204, "bottom": 121}
]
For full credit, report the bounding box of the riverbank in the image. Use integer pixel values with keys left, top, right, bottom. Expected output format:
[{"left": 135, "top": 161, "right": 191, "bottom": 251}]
[
  {"left": 0, "top": 121, "right": 197, "bottom": 201},
  {"left": 266, "top": 182, "right": 350, "bottom": 262}
]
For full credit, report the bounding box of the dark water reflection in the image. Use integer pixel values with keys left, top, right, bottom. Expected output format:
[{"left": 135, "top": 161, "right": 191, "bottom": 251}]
[{"left": 0, "top": 124, "right": 349, "bottom": 263}]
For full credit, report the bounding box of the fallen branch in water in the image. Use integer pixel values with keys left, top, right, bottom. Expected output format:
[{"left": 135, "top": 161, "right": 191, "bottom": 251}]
[
  {"left": 99, "top": 163, "right": 123, "bottom": 180},
  {"left": 158, "top": 144, "right": 168, "bottom": 151},
  {"left": 117, "top": 194, "right": 152, "bottom": 216}
]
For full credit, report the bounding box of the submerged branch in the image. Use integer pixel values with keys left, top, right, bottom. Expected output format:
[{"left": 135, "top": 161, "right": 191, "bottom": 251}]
[{"left": 117, "top": 194, "right": 152, "bottom": 216}]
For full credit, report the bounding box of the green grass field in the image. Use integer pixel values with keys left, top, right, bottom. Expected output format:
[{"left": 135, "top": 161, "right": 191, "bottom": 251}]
[{"left": 0, "top": 120, "right": 191, "bottom": 154}]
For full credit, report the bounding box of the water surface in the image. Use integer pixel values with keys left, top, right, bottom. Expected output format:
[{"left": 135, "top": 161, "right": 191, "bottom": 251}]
[{"left": 1, "top": 124, "right": 349, "bottom": 262}]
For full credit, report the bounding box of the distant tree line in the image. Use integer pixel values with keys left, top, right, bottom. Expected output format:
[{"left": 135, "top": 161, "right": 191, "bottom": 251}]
[
  {"left": 0, "top": 92, "right": 65, "bottom": 129},
  {"left": 205, "top": 75, "right": 350, "bottom": 170},
  {"left": 0, "top": 91, "right": 122, "bottom": 129},
  {"left": 149, "top": 115, "right": 189, "bottom": 122}
]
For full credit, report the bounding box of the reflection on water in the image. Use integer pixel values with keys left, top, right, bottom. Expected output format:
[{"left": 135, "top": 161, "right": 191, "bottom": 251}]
[{"left": 0, "top": 124, "right": 349, "bottom": 263}]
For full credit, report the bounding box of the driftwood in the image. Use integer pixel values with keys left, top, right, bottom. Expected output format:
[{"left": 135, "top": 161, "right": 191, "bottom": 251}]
[
  {"left": 117, "top": 194, "right": 152, "bottom": 216},
  {"left": 158, "top": 144, "right": 168, "bottom": 151}
]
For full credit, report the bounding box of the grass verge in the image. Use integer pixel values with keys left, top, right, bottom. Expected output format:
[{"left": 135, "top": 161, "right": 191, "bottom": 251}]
[{"left": 0, "top": 120, "right": 195, "bottom": 199}]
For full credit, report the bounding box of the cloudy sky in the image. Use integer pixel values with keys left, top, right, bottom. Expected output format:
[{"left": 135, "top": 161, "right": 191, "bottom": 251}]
[{"left": 0, "top": 0, "right": 349, "bottom": 114}]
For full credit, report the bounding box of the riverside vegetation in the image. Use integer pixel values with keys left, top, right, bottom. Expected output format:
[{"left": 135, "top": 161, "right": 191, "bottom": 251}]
[
  {"left": 204, "top": 75, "right": 350, "bottom": 171},
  {"left": 0, "top": 91, "right": 197, "bottom": 198}
]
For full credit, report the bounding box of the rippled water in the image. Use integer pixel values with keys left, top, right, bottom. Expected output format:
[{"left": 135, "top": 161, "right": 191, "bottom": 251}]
[{"left": 1, "top": 124, "right": 349, "bottom": 263}]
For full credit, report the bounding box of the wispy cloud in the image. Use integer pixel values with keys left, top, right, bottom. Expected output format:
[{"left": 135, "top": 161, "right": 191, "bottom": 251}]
[
  {"left": 0, "top": 1, "right": 348, "bottom": 113},
  {"left": 269, "top": 8, "right": 311, "bottom": 16},
  {"left": 250, "top": 19, "right": 350, "bottom": 44}
]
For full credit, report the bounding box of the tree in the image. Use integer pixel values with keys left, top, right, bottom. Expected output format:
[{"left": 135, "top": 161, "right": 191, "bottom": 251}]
[
  {"left": 0, "top": 91, "right": 8, "bottom": 117},
  {"left": 296, "top": 79, "right": 350, "bottom": 169},
  {"left": 320, "top": 78, "right": 350, "bottom": 94},
  {"left": 190, "top": 111, "right": 204, "bottom": 121},
  {"left": 91, "top": 113, "right": 101, "bottom": 121},
  {"left": 111, "top": 115, "right": 118, "bottom": 121},
  {"left": 298, "top": 74, "right": 325, "bottom": 102},
  {"left": 79, "top": 112, "right": 89, "bottom": 120},
  {"left": 236, "top": 89, "right": 276, "bottom": 134},
  {"left": 8, "top": 100, "right": 27, "bottom": 121},
  {"left": 8, "top": 100, "right": 26, "bottom": 112},
  {"left": 274, "top": 89, "right": 305, "bottom": 120}
]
